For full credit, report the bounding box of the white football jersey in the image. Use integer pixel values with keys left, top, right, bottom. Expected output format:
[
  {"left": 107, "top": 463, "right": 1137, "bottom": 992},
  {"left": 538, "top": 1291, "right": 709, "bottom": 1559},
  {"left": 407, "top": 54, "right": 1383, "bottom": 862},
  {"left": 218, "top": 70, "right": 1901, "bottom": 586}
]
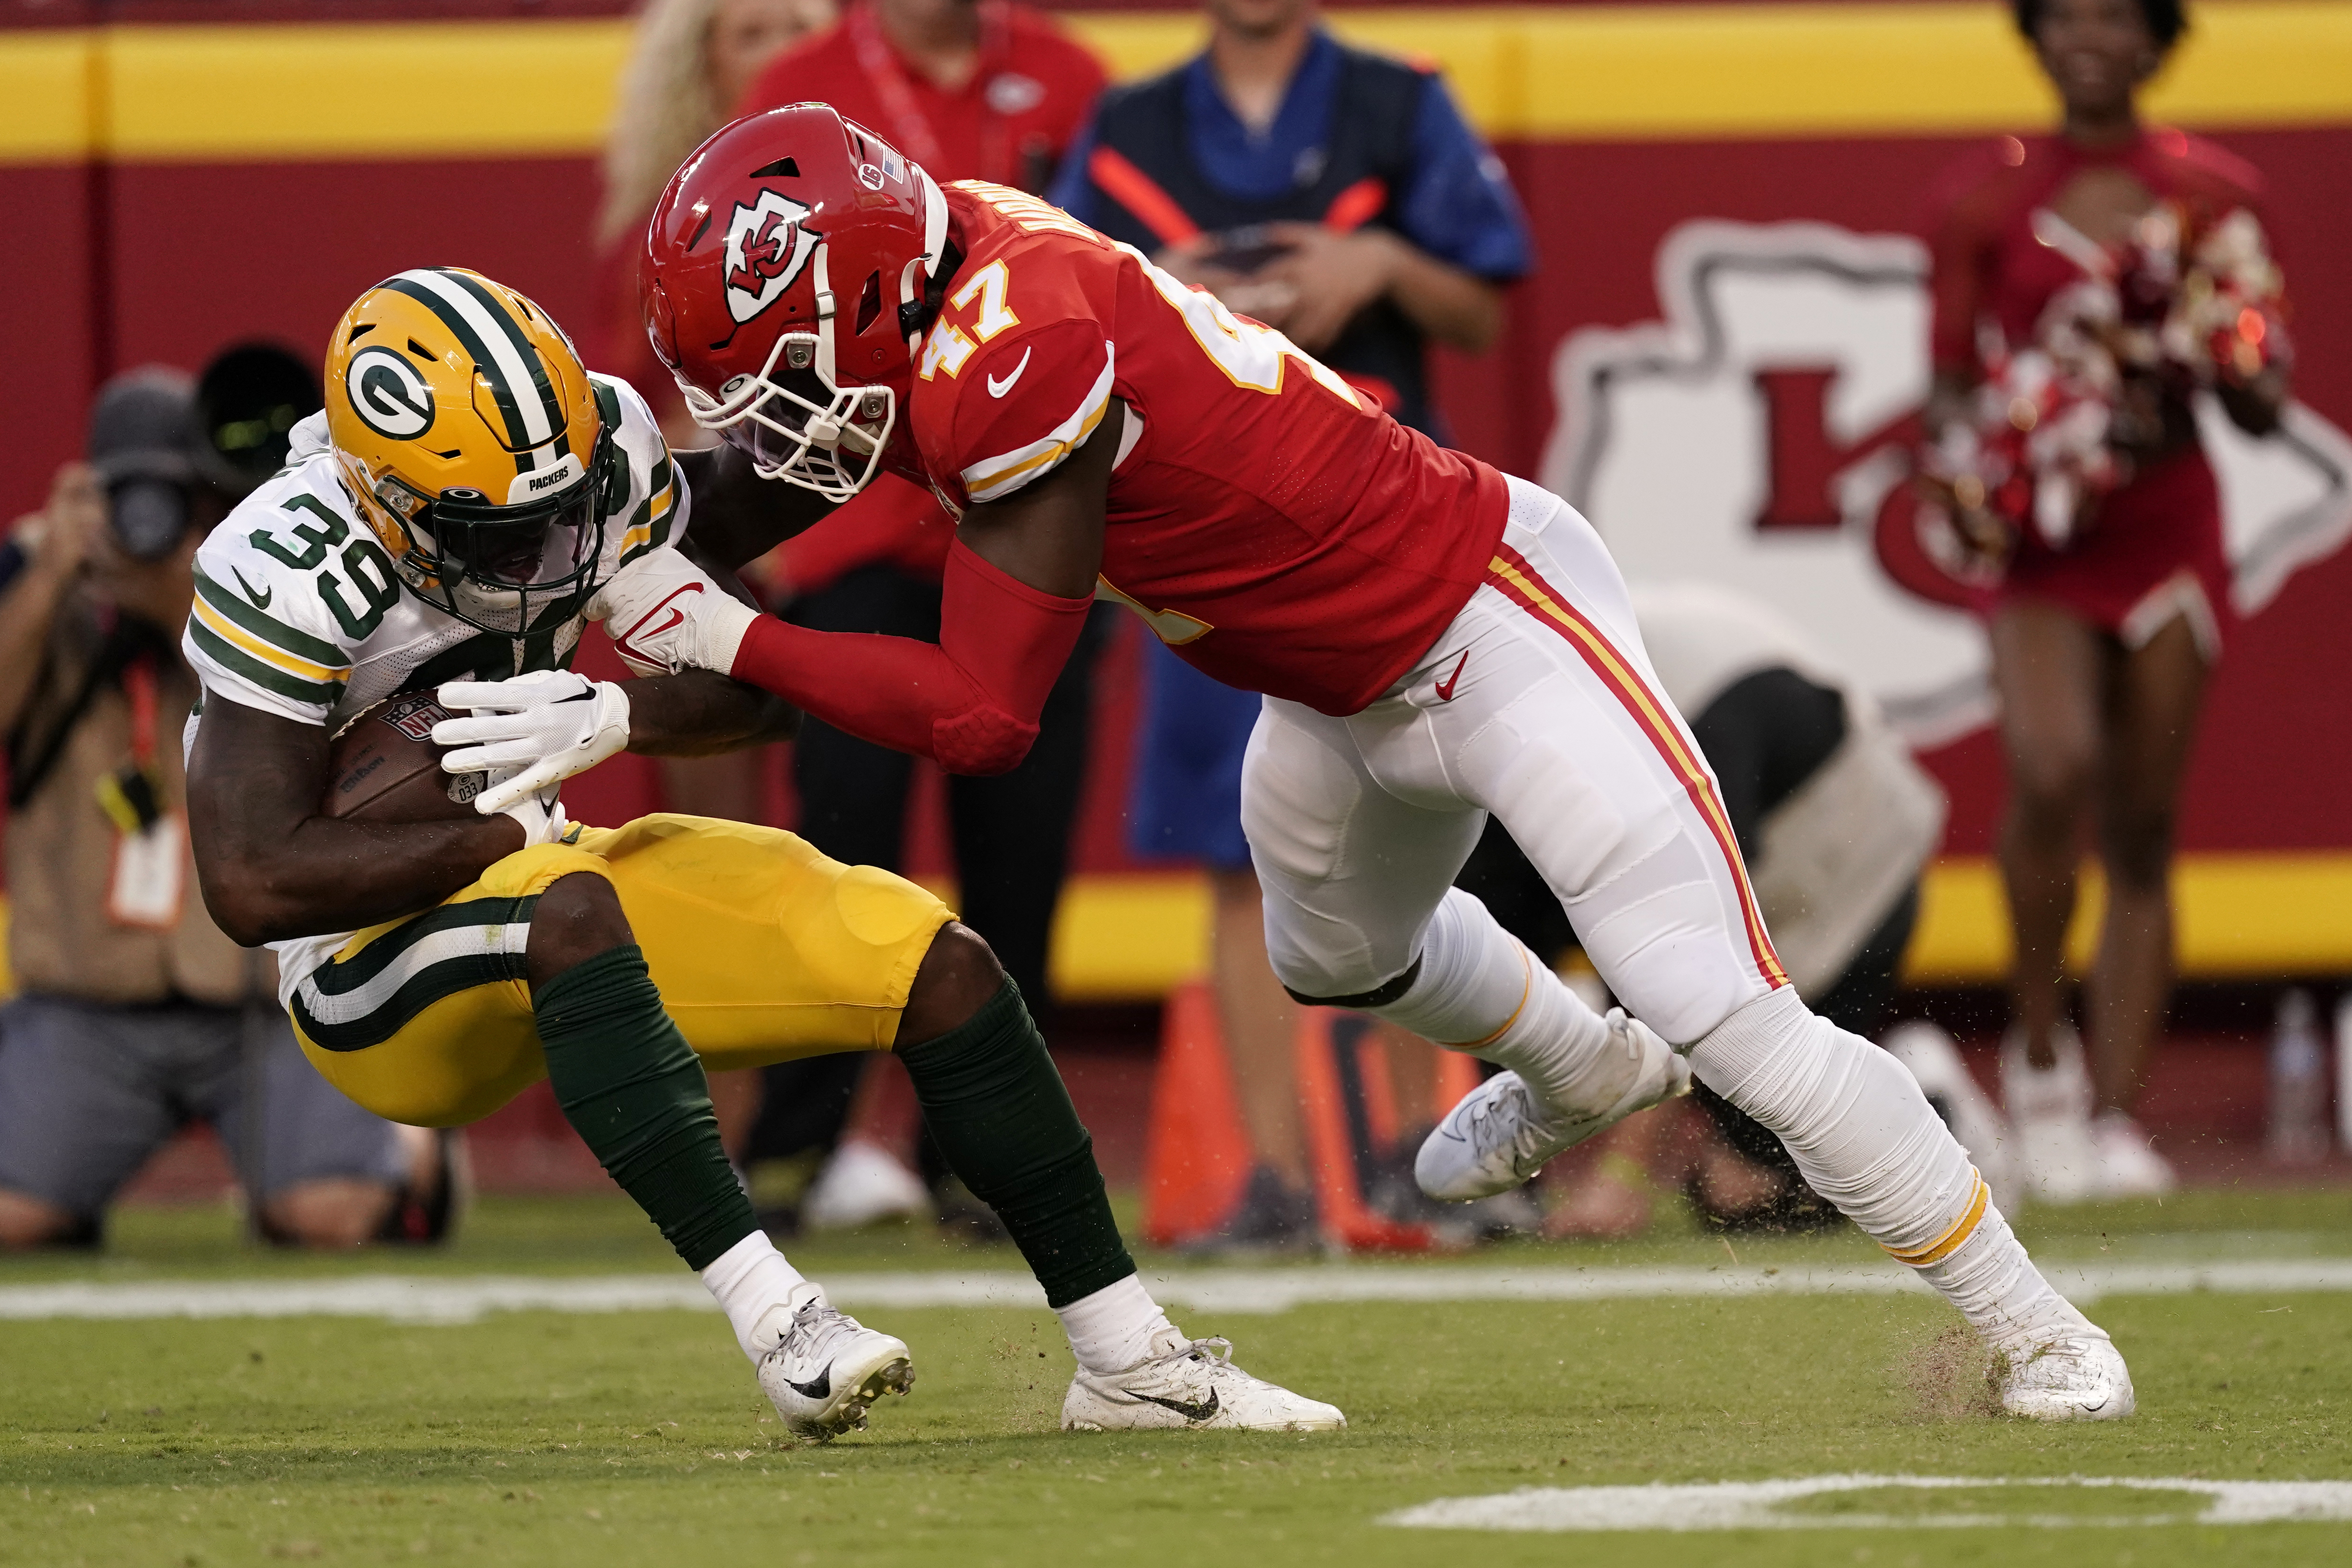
[{"left": 181, "top": 371, "right": 686, "bottom": 1001}]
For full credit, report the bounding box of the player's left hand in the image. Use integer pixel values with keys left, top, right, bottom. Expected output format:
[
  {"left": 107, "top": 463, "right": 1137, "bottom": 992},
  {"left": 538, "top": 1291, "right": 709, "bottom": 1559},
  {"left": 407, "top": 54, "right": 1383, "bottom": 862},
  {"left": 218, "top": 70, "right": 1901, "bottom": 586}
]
[
  {"left": 586, "top": 544, "right": 760, "bottom": 679},
  {"left": 432, "top": 669, "right": 632, "bottom": 815},
  {"left": 1255, "top": 223, "right": 1403, "bottom": 352}
]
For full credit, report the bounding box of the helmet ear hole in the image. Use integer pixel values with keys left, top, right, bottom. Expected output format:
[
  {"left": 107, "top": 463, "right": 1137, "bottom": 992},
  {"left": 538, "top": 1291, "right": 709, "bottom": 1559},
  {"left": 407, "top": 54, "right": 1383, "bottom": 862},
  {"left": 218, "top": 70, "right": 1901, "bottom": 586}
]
[{"left": 854, "top": 270, "right": 883, "bottom": 336}]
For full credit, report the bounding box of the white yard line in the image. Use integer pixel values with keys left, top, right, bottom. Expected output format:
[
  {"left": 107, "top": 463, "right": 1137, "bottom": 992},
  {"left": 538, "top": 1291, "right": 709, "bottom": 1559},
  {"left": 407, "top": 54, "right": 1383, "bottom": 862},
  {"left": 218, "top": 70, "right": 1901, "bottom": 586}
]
[
  {"left": 2, "top": 1257, "right": 2351, "bottom": 1324},
  {"left": 1381, "top": 1475, "right": 2352, "bottom": 1532}
]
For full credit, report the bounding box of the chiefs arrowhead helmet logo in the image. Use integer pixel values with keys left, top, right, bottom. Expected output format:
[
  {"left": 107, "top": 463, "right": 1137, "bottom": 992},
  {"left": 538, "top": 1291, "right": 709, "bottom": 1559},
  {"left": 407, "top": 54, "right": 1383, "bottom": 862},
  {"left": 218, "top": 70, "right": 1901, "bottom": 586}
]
[{"left": 722, "top": 190, "right": 819, "bottom": 325}]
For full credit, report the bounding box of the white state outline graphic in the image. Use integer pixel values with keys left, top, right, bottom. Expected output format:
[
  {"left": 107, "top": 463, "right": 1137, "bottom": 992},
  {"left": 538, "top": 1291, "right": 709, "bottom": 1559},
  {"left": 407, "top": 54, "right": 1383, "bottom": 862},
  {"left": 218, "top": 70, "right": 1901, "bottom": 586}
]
[
  {"left": 1541, "top": 218, "right": 2352, "bottom": 745},
  {"left": 1382, "top": 1474, "right": 2352, "bottom": 1532}
]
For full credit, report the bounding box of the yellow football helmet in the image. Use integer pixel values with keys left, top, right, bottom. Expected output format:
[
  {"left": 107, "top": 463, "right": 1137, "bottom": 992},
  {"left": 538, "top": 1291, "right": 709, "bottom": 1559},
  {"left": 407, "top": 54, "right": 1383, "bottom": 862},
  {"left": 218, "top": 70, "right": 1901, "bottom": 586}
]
[{"left": 325, "top": 268, "right": 614, "bottom": 634}]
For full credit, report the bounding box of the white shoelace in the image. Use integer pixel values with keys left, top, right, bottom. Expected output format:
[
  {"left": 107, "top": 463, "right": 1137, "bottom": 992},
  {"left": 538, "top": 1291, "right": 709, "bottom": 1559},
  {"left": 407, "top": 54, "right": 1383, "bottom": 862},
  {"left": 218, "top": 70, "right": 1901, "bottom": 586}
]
[
  {"left": 770, "top": 1296, "right": 865, "bottom": 1371},
  {"left": 1459, "top": 1079, "right": 1572, "bottom": 1174}
]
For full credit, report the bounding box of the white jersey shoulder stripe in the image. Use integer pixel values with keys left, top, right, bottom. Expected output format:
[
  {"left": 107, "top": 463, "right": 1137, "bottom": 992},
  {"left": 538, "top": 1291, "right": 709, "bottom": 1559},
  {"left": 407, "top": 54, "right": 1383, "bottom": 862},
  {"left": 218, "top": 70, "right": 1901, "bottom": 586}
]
[{"left": 960, "top": 345, "right": 1115, "bottom": 503}]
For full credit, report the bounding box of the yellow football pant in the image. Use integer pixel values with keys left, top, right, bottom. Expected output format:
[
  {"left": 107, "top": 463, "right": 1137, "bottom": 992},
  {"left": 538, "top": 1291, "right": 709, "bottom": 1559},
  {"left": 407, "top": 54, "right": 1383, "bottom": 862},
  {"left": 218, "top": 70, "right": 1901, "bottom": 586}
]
[{"left": 288, "top": 814, "right": 953, "bottom": 1127}]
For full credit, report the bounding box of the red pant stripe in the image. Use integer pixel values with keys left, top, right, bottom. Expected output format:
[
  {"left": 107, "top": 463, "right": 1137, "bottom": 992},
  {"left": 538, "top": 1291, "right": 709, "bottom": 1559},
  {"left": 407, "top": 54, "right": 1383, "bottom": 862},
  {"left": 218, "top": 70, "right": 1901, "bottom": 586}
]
[{"left": 1485, "top": 545, "right": 1789, "bottom": 991}]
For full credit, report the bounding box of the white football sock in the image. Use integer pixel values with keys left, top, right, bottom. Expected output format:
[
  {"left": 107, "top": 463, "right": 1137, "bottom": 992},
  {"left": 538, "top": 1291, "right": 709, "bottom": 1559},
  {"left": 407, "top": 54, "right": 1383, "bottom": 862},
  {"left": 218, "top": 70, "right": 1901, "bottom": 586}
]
[
  {"left": 1915, "top": 1200, "right": 2091, "bottom": 1352},
  {"left": 1366, "top": 888, "right": 1612, "bottom": 1110},
  {"left": 1689, "top": 986, "right": 2089, "bottom": 1348},
  {"left": 1055, "top": 1273, "right": 1175, "bottom": 1376},
  {"left": 700, "top": 1230, "right": 809, "bottom": 1361}
]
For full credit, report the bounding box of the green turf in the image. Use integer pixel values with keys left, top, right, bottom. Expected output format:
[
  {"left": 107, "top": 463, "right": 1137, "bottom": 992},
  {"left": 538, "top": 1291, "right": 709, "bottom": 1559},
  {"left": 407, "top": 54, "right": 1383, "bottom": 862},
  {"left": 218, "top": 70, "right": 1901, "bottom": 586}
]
[{"left": 4, "top": 1193, "right": 2349, "bottom": 1567}]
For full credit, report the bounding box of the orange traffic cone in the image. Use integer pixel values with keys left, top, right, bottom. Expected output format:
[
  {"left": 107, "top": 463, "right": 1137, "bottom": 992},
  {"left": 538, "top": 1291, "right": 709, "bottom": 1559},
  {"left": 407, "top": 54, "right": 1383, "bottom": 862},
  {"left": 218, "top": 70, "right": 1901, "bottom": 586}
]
[
  {"left": 1293, "top": 1010, "right": 1440, "bottom": 1253},
  {"left": 1432, "top": 1041, "right": 1482, "bottom": 1110},
  {"left": 1139, "top": 981, "right": 1256, "bottom": 1245}
]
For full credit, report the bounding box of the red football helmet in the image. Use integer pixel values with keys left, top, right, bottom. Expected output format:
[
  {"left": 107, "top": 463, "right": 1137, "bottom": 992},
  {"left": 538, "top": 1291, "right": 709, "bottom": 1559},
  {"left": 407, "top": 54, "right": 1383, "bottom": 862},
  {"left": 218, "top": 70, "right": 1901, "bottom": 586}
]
[{"left": 641, "top": 102, "right": 949, "bottom": 500}]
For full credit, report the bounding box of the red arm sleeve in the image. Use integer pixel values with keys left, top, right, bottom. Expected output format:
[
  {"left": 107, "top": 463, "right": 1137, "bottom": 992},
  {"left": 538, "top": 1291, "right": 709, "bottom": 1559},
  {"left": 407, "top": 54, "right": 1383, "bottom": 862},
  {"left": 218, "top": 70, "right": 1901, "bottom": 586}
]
[{"left": 728, "top": 537, "right": 1092, "bottom": 775}]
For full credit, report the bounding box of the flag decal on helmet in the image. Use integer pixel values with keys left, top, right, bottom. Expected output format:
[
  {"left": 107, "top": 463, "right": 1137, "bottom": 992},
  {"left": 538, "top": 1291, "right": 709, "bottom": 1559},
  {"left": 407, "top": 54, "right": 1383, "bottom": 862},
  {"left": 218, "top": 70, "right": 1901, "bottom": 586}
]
[
  {"left": 724, "top": 190, "right": 819, "bottom": 324},
  {"left": 345, "top": 347, "right": 435, "bottom": 439}
]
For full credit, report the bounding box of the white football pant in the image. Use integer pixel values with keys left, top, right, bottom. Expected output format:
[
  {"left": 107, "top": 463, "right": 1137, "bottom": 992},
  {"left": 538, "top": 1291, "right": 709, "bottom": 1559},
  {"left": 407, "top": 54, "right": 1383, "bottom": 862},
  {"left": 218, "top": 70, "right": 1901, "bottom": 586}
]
[{"left": 1243, "top": 476, "right": 2086, "bottom": 1350}]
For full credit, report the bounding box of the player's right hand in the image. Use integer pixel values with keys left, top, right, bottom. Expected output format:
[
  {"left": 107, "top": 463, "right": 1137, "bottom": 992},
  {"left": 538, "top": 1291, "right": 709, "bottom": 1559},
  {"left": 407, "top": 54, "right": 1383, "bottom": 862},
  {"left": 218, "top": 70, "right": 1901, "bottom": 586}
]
[
  {"left": 434, "top": 670, "right": 631, "bottom": 816},
  {"left": 586, "top": 545, "right": 759, "bottom": 679},
  {"left": 489, "top": 774, "right": 568, "bottom": 849}
]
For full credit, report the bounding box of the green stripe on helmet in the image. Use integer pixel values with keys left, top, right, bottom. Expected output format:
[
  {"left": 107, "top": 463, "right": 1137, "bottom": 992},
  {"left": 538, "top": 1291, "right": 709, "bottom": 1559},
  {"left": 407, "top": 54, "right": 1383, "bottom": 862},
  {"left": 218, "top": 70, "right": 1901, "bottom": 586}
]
[
  {"left": 379, "top": 275, "right": 534, "bottom": 456},
  {"left": 434, "top": 268, "right": 571, "bottom": 461}
]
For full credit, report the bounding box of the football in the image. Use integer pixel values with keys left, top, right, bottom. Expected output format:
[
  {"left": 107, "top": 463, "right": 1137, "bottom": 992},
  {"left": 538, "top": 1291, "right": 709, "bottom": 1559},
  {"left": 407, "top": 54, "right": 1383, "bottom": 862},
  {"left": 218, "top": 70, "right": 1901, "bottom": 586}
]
[{"left": 323, "top": 691, "right": 486, "bottom": 823}]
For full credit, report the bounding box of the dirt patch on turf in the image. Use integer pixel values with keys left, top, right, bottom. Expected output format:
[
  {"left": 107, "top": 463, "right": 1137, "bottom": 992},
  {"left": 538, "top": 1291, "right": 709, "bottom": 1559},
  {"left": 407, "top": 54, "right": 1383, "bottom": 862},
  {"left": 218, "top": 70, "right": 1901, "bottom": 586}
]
[
  {"left": 988, "top": 1317, "right": 1066, "bottom": 1434},
  {"left": 1896, "top": 1322, "right": 2001, "bottom": 1421}
]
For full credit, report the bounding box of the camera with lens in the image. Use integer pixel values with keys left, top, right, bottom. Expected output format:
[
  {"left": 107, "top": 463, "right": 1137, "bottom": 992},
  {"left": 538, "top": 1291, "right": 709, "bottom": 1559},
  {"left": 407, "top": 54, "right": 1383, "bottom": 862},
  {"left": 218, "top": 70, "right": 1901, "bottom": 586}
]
[{"left": 87, "top": 345, "right": 321, "bottom": 562}]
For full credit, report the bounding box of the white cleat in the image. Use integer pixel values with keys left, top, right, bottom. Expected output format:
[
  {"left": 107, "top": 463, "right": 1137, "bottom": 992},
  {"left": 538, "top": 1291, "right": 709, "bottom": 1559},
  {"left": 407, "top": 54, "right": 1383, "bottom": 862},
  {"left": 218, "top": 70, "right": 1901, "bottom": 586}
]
[
  {"left": 754, "top": 1286, "right": 914, "bottom": 1441},
  {"left": 802, "top": 1140, "right": 931, "bottom": 1231},
  {"left": 1415, "top": 1008, "right": 1690, "bottom": 1202},
  {"left": 1993, "top": 1328, "right": 2137, "bottom": 1421},
  {"left": 1062, "top": 1331, "right": 1346, "bottom": 1434},
  {"left": 2091, "top": 1111, "right": 2178, "bottom": 1198}
]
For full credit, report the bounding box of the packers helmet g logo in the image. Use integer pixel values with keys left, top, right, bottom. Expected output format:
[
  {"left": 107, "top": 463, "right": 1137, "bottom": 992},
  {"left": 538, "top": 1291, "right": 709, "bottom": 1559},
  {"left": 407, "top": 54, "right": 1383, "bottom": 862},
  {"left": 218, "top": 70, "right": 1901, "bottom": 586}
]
[
  {"left": 723, "top": 190, "right": 819, "bottom": 325},
  {"left": 345, "top": 347, "right": 436, "bottom": 439}
]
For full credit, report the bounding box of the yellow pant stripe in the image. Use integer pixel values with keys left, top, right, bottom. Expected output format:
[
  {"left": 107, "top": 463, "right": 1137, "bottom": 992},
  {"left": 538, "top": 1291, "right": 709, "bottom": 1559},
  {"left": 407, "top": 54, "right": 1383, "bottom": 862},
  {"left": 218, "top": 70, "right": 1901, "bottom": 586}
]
[{"left": 1883, "top": 1171, "right": 1990, "bottom": 1267}]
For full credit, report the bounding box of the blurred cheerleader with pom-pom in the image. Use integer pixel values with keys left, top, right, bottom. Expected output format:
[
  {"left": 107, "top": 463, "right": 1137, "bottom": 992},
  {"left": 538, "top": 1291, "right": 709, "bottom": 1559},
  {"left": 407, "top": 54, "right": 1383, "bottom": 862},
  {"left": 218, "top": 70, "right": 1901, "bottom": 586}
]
[{"left": 1910, "top": 0, "right": 2291, "bottom": 1204}]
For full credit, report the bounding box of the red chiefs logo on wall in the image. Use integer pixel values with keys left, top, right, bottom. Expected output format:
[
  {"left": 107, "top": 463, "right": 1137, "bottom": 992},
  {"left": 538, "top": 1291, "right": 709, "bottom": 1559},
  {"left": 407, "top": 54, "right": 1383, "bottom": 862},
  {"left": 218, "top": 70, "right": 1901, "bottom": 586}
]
[{"left": 1544, "top": 220, "right": 2352, "bottom": 745}]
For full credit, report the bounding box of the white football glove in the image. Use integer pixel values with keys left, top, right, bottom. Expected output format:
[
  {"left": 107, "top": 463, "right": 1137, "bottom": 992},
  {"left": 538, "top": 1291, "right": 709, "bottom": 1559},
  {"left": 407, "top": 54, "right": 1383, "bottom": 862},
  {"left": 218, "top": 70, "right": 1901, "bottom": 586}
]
[
  {"left": 434, "top": 670, "right": 631, "bottom": 816},
  {"left": 586, "top": 545, "right": 760, "bottom": 679},
  {"left": 490, "top": 777, "right": 570, "bottom": 849}
]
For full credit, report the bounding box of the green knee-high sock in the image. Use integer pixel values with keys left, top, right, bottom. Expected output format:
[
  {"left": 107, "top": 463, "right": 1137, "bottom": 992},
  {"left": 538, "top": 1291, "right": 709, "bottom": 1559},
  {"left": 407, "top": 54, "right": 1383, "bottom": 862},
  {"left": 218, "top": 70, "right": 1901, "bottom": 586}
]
[
  {"left": 535, "top": 945, "right": 755, "bottom": 1271},
  {"left": 896, "top": 980, "right": 1135, "bottom": 1308}
]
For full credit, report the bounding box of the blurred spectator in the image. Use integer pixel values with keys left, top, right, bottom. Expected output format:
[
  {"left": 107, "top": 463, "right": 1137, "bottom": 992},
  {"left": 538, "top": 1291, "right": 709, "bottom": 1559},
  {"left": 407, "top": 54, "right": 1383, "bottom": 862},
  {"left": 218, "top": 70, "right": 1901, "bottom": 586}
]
[
  {"left": 1064, "top": 0, "right": 1532, "bottom": 1250},
  {"left": 741, "top": 0, "right": 1105, "bottom": 193},
  {"left": 729, "top": 0, "right": 1111, "bottom": 1233},
  {"left": 1472, "top": 585, "right": 1963, "bottom": 1238},
  {"left": 1920, "top": 0, "right": 2290, "bottom": 1202},
  {"left": 598, "top": 0, "right": 839, "bottom": 447},
  {"left": 0, "top": 362, "right": 452, "bottom": 1250},
  {"left": 1050, "top": 0, "right": 1531, "bottom": 429}
]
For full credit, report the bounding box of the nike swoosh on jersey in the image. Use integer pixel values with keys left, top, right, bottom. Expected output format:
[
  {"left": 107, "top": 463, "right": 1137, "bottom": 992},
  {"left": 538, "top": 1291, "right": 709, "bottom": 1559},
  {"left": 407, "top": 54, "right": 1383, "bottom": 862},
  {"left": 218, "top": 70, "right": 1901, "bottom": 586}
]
[
  {"left": 230, "top": 567, "right": 273, "bottom": 610},
  {"left": 986, "top": 346, "right": 1033, "bottom": 399},
  {"left": 1434, "top": 651, "right": 1469, "bottom": 702},
  {"left": 1127, "top": 1388, "right": 1219, "bottom": 1423}
]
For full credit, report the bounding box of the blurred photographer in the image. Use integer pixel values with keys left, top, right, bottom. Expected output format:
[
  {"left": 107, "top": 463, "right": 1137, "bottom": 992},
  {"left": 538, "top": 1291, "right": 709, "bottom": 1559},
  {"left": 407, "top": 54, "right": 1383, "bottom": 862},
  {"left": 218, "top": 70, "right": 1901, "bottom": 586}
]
[{"left": 0, "top": 360, "right": 447, "bottom": 1250}]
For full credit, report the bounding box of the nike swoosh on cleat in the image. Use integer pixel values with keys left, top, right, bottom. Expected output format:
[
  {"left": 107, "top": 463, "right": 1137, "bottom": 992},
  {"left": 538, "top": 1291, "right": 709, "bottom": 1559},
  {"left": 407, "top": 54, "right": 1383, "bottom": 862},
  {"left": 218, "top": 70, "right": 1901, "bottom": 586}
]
[
  {"left": 783, "top": 1364, "right": 832, "bottom": 1400},
  {"left": 230, "top": 567, "right": 273, "bottom": 609},
  {"left": 987, "top": 346, "right": 1033, "bottom": 399},
  {"left": 1433, "top": 651, "right": 1469, "bottom": 702},
  {"left": 1128, "top": 1389, "right": 1219, "bottom": 1423}
]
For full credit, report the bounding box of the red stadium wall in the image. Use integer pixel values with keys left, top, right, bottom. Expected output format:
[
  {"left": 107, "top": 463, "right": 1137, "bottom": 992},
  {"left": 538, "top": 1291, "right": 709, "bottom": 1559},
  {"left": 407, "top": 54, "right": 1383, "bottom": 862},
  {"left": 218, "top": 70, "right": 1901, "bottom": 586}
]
[{"left": 5, "top": 0, "right": 2351, "bottom": 987}]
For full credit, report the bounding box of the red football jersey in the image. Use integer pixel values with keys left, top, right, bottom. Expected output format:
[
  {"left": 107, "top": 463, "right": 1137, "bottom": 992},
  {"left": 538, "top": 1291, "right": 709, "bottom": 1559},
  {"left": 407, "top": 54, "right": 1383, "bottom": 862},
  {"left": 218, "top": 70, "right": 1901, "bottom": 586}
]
[{"left": 900, "top": 181, "right": 1510, "bottom": 716}]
